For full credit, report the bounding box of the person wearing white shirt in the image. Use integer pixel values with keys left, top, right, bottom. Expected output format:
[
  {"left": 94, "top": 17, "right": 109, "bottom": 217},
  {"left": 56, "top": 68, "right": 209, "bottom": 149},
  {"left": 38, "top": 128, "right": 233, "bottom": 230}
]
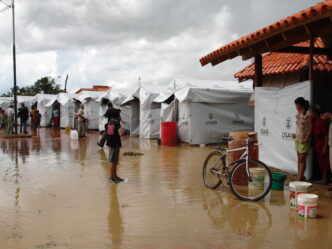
[{"left": 5, "top": 105, "right": 14, "bottom": 134}]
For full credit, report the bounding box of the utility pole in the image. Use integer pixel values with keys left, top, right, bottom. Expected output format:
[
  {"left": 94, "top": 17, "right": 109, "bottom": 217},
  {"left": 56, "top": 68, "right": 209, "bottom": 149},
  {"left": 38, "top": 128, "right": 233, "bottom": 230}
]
[
  {"left": 64, "top": 74, "right": 68, "bottom": 93},
  {"left": 11, "top": 0, "right": 18, "bottom": 134}
]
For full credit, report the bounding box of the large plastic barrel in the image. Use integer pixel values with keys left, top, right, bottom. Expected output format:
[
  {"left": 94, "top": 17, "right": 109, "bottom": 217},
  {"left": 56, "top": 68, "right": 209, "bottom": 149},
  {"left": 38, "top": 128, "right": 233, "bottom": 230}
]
[
  {"left": 161, "top": 122, "right": 177, "bottom": 146},
  {"left": 228, "top": 131, "right": 259, "bottom": 185}
]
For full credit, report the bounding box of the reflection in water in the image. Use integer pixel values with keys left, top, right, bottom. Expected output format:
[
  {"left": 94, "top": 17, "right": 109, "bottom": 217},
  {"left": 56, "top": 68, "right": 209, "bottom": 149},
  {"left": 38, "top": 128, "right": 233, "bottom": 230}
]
[
  {"left": 51, "top": 129, "right": 61, "bottom": 153},
  {"left": 31, "top": 135, "right": 41, "bottom": 153},
  {"left": 19, "top": 140, "right": 30, "bottom": 163},
  {"left": 229, "top": 202, "right": 272, "bottom": 235},
  {"left": 202, "top": 190, "right": 272, "bottom": 235},
  {"left": 108, "top": 185, "right": 124, "bottom": 248},
  {"left": 0, "top": 129, "right": 332, "bottom": 249},
  {"left": 77, "top": 140, "right": 87, "bottom": 161}
]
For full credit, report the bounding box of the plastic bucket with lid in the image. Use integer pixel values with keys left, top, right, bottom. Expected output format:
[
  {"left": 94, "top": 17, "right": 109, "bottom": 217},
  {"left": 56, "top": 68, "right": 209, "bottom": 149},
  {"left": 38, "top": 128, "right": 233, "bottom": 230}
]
[
  {"left": 289, "top": 181, "right": 312, "bottom": 208},
  {"left": 271, "top": 172, "right": 287, "bottom": 191},
  {"left": 249, "top": 168, "right": 266, "bottom": 189},
  {"left": 297, "top": 194, "right": 318, "bottom": 218}
]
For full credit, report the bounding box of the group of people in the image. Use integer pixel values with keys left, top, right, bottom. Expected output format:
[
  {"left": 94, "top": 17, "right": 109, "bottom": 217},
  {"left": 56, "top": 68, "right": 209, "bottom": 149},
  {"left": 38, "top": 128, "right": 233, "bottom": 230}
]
[
  {"left": 0, "top": 105, "right": 14, "bottom": 134},
  {"left": 294, "top": 97, "right": 332, "bottom": 191},
  {"left": 0, "top": 103, "right": 42, "bottom": 135}
]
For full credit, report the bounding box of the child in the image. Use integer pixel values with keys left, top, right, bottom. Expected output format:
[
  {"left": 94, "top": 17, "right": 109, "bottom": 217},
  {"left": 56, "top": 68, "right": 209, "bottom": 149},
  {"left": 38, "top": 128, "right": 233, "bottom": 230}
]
[{"left": 106, "top": 108, "right": 124, "bottom": 183}]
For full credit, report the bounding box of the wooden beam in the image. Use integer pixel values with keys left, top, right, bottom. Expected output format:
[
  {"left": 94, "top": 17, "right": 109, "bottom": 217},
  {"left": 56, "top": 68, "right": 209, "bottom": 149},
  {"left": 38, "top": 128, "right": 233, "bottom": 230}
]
[
  {"left": 304, "top": 24, "right": 311, "bottom": 35},
  {"left": 264, "top": 40, "right": 269, "bottom": 48},
  {"left": 309, "top": 35, "right": 314, "bottom": 103},
  {"left": 276, "top": 46, "right": 329, "bottom": 55},
  {"left": 281, "top": 32, "right": 287, "bottom": 41},
  {"left": 254, "top": 54, "right": 263, "bottom": 88}
]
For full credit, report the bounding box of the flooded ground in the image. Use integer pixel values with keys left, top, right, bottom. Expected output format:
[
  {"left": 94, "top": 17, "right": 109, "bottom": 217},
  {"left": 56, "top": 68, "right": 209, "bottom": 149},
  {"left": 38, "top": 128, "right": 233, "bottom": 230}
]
[{"left": 0, "top": 128, "right": 331, "bottom": 249}]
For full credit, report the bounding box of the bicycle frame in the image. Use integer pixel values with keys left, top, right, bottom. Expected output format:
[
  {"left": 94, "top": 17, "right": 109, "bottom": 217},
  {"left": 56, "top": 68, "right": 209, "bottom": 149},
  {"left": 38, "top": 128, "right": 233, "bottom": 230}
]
[{"left": 223, "top": 138, "right": 253, "bottom": 179}]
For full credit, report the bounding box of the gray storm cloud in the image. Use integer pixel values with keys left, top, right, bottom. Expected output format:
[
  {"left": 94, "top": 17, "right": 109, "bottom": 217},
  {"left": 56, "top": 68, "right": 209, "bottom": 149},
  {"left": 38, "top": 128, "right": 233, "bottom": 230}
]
[{"left": 0, "top": 0, "right": 318, "bottom": 93}]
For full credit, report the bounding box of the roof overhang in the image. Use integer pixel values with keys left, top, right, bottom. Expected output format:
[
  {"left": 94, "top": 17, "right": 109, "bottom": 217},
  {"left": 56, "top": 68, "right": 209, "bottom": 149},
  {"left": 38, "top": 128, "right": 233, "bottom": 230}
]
[{"left": 200, "top": 1, "right": 332, "bottom": 67}]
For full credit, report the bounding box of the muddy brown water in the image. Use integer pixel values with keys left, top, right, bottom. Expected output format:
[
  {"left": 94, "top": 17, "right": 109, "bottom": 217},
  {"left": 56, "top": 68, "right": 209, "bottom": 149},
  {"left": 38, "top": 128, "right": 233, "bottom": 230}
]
[{"left": 0, "top": 128, "right": 331, "bottom": 249}]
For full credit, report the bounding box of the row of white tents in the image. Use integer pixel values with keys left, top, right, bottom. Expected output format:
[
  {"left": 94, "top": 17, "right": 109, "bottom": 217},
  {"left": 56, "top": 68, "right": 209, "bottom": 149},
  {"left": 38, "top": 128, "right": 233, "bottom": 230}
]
[{"left": 0, "top": 79, "right": 254, "bottom": 145}]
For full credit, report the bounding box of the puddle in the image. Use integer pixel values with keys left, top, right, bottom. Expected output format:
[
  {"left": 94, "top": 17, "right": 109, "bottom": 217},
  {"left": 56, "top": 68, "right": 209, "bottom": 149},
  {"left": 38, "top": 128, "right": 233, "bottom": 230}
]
[{"left": 0, "top": 128, "right": 331, "bottom": 249}]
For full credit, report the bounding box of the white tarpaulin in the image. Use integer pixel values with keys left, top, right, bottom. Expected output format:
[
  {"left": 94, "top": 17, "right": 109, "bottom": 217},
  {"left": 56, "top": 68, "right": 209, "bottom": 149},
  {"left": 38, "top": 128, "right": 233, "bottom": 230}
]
[
  {"left": 35, "top": 94, "right": 56, "bottom": 126},
  {"left": 98, "top": 89, "right": 131, "bottom": 131},
  {"left": 255, "top": 81, "right": 311, "bottom": 176},
  {"left": 45, "top": 93, "right": 76, "bottom": 128},
  {"left": 160, "top": 100, "right": 177, "bottom": 122},
  {"left": 0, "top": 97, "right": 12, "bottom": 110},
  {"left": 155, "top": 79, "right": 253, "bottom": 144},
  {"left": 74, "top": 91, "right": 104, "bottom": 130},
  {"left": 177, "top": 96, "right": 254, "bottom": 144},
  {"left": 121, "top": 85, "right": 163, "bottom": 138}
]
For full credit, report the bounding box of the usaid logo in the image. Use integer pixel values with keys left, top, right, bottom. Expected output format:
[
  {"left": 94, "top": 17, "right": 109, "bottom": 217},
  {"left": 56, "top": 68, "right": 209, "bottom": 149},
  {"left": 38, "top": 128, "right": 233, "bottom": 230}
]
[
  {"left": 285, "top": 117, "right": 292, "bottom": 130},
  {"left": 181, "top": 113, "right": 188, "bottom": 125},
  {"left": 282, "top": 117, "right": 293, "bottom": 140},
  {"left": 206, "top": 113, "right": 217, "bottom": 125},
  {"left": 262, "top": 116, "right": 266, "bottom": 127},
  {"left": 260, "top": 116, "right": 269, "bottom": 136},
  {"left": 232, "top": 113, "right": 244, "bottom": 125}
]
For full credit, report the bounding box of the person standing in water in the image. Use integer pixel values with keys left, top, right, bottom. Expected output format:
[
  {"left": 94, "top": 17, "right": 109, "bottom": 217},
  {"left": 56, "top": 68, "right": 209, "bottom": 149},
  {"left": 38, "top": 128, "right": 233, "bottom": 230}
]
[
  {"left": 107, "top": 108, "right": 124, "bottom": 183},
  {"left": 294, "top": 97, "right": 312, "bottom": 181}
]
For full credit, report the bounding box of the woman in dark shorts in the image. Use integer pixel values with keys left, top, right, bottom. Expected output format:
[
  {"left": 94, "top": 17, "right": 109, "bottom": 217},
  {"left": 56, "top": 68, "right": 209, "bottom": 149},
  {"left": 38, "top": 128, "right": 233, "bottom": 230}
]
[{"left": 106, "top": 109, "right": 124, "bottom": 183}]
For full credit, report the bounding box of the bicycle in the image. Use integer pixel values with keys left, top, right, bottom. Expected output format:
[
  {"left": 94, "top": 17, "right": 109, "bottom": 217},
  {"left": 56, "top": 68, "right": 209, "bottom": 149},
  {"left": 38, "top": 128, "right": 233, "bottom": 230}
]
[{"left": 202, "top": 132, "right": 272, "bottom": 201}]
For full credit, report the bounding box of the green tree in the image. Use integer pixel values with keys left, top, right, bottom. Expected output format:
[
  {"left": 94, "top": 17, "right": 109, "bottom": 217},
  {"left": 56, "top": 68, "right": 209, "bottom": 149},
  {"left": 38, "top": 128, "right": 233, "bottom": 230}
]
[{"left": 0, "top": 77, "right": 64, "bottom": 97}]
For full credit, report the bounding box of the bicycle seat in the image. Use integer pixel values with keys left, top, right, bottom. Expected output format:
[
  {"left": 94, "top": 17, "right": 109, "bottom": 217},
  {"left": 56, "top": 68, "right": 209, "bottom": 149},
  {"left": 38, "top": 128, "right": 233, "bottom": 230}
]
[{"left": 222, "top": 137, "right": 233, "bottom": 141}]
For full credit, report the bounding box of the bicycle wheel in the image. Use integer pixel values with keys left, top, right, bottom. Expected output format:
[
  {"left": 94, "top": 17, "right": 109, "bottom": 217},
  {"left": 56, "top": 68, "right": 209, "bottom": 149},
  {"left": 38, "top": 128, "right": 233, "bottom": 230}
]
[
  {"left": 229, "top": 159, "right": 272, "bottom": 201},
  {"left": 202, "top": 151, "right": 225, "bottom": 189}
]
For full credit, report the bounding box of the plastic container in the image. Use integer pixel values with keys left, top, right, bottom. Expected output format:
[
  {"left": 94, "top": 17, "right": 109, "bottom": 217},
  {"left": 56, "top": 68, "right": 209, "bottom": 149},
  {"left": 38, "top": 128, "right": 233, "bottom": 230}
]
[
  {"left": 228, "top": 131, "right": 258, "bottom": 185},
  {"left": 297, "top": 194, "right": 318, "bottom": 218},
  {"left": 271, "top": 172, "right": 287, "bottom": 191},
  {"left": 249, "top": 168, "right": 266, "bottom": 189},
  {"left": 289, "top": 181, "right": 312, "bottom": 208},
  {"left": 65, "top": 126, "right": 71, "bottom": 132},
  {"left": 160, "top": 122, "right": 177, "bottom": 146},
  {"left": 70, "top": 130, "right": 78, "bottom": 140}
]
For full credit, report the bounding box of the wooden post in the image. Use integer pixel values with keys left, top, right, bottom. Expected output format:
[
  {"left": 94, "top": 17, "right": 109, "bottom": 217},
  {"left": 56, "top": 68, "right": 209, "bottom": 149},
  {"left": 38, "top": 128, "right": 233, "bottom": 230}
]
[
  {"left": 309, "top": 35, "right": 315, "bottom": 104},
  {"left": 254, "top": 54, "right": 263, "bottom": 88}
]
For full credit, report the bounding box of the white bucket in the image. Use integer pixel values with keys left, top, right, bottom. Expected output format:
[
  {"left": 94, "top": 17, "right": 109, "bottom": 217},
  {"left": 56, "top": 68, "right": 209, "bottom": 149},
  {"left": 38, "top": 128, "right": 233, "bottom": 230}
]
[
  {"left": 249, "top": 168, "right": 266, "bottom": 189},
  {"left": 70, "top": 130, "right": 78, "bottom": 140},
  {"left": 289, "top": 181, "right": 312, "bottom": 208},
  {"left": 297, "top": 194, "right": 318, "bottom": 218}
]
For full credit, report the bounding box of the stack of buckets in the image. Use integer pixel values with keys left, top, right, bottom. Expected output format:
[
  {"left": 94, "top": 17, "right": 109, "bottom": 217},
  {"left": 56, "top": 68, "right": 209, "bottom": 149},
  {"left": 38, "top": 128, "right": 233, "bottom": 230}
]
[{"left": 289, "top": 181, "right": 318, "bottom": 218}]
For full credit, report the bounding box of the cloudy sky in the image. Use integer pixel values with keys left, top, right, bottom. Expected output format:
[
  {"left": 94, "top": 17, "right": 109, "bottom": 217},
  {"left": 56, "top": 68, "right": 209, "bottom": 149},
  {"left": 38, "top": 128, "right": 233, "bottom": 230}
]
[{"left": 0, "top": 0, "right": 318, "bottom": 93}]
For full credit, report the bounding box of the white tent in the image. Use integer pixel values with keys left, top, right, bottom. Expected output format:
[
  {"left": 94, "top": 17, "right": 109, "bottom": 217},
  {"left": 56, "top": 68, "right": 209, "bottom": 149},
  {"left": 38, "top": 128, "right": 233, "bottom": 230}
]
[
  {"left": 155, "top": 79, "right": 254, "bottom": 145},
  {"left": 255, "top": 81, "right": 312, "bottom": 176},
  {"left": 0, "top": 97, "right": 12, "bottom": 110},
  {"left": 121, "top": 85, "right": 163, "bottom": 138},
  {"left": 98, "top": 89, "right": 131, "bottom": 132},
  {"left": 35, "top": 94, "right": 56, "bottom": 126},
  {"left": 74, "top": 91, "right": 105, "bottom": 130},
  {"left": 45, "top": 93, "right": 77, "bottom": 128}
]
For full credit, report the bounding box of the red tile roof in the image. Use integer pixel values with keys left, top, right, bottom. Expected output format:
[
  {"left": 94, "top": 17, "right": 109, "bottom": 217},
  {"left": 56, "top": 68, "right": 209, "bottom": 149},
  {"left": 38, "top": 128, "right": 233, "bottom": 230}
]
[
  {"left": 75, "top": 85, "right": 110, "bottom": 94},
  {"left": 234, "top": 38, "right": 332, "bottom": 80},
  {"left": 200, "top": 0, "right": 332, "bottom": 66}
]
